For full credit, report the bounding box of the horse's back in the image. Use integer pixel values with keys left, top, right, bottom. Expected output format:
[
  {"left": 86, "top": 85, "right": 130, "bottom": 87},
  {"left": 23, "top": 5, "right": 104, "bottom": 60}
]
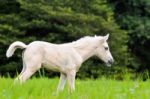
[
  {"left": 22, "top": 41, "right": 81, "bottom": 72},
  {"left": 24, "top": 41, "right": 77, "bottom": 63}
]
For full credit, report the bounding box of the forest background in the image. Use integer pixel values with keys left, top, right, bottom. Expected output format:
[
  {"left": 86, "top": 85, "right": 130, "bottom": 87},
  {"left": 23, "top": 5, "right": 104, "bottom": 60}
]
[{"left": 0, "top": 0, "right": 149, "bottom": 80}]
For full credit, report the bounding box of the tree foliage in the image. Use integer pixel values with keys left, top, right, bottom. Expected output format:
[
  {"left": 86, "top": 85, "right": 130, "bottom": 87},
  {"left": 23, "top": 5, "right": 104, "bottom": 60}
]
[
  {"left": 0, "top": 0, "right": 128, "bottom": 78},
  {"left": 108, "top": 0, "right": 150, "bottom": 71}
]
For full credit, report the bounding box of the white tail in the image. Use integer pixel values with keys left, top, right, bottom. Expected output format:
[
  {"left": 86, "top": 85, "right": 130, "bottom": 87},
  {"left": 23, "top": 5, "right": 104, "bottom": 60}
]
[{"left": 6, "top": 41, "right": 27, "bottom": 58}]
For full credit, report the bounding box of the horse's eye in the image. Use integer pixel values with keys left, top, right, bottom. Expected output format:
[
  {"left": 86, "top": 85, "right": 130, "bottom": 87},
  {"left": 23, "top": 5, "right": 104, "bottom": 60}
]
[{"left": 105, "top": 47, "right": 108, "bottom": 50}]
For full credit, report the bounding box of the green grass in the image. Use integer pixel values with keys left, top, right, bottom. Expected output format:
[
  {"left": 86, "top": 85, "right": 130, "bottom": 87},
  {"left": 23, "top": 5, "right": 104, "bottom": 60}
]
[{"left": 0, "top": 77, "right": 150, "bottom": 99}]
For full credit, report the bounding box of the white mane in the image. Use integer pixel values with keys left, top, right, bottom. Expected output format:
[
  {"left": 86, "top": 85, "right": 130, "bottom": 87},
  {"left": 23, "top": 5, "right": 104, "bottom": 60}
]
[{"left": 68, "top": 36, "right": 103, "bottom": 48}]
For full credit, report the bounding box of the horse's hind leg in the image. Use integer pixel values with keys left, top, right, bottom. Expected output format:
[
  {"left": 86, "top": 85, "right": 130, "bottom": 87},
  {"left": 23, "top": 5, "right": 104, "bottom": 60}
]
[
  {"left": 14, "top": 62, "right": 26, "bottom": 83},
  {"left": 15, "top": 58, "right": 42, "bottom": 83},
  {"left": 15, "top": 68, "right": 35, "bottom": 83}
]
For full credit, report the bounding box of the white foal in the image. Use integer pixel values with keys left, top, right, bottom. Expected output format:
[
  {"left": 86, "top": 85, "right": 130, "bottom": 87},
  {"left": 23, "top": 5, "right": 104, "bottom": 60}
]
[{"left": 6, "top": 34, "right": 114, "bottom": 93}]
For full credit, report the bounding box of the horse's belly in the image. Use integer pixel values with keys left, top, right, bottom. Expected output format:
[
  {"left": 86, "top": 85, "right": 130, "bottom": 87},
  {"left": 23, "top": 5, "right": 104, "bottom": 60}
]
[
  {"left": 42, "top": 46, "right": 81, "bottom": 72},
  {"left": 43, "top": 64, "right": 60, "bottom": 72},
  {"left": 42, "top": 58, "right": 68, "bottom": 72}
]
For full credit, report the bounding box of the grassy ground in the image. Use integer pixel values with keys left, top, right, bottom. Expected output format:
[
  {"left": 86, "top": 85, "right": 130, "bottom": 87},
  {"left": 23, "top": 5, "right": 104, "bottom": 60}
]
[{"left": 0, "top": 77, "right": 150, "bottom": 99}]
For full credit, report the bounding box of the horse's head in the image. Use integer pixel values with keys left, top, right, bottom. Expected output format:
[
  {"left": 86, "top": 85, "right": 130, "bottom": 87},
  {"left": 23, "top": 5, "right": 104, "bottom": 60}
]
[{"left": 95, "top": 34, "right": 114, "bottom": 67}]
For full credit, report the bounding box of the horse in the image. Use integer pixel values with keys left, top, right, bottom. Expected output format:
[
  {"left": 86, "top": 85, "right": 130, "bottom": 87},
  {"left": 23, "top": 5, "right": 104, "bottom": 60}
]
[{"left": 6, "top": 34, "right": 114, "bottom": 93}]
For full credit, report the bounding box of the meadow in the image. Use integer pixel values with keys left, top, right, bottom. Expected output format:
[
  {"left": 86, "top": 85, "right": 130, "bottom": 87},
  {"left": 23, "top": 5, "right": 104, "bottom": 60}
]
[{"left": 0, "top": 77, "right": 150, "bottom": 99}]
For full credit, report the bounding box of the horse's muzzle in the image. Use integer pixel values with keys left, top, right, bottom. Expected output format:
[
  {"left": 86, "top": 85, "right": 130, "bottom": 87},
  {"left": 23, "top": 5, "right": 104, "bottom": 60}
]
[
  {"left": 106, "top": 59, "right": 114, "bottom": 67},
  {"left": 108, "top": 59, "right": 114, "bottom": 64}
]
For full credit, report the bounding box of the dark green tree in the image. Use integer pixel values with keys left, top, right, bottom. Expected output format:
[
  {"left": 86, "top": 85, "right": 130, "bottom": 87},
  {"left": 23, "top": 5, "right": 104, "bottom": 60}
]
[
  {"left": 108, "top": 0, "right": 150, "bottom": 71},
  {"left": 0, "top": 0, "right": 128, "bottom": 78}
]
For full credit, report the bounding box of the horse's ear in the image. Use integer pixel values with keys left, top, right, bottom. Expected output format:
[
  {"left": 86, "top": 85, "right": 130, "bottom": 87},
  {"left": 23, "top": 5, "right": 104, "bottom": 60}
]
[{"left": 104, "top": 34, "right": 109, "bottom": 41}]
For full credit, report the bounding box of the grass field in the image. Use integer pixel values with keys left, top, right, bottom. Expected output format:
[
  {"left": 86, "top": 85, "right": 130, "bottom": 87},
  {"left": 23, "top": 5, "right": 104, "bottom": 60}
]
[{"left": 0, "top": 77, "right": 150, "bottom": 99}]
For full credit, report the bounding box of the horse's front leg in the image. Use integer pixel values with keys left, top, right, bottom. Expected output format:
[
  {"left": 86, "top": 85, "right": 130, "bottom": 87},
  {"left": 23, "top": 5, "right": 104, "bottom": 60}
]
[
  {"left": 67, "top": 70, "right": 76, "bottom": 93},
  {"left": 57, "top": 73, "right": 67, "bottom": 93}
]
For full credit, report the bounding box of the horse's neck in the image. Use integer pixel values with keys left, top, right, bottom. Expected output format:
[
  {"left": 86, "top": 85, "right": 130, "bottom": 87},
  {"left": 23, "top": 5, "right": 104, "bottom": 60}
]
[{"left": 73, "top": 41, "right": 98, "bottom": 62}]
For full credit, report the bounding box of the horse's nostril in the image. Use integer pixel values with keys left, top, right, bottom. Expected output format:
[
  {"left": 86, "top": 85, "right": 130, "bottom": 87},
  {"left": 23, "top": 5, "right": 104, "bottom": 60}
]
[{"left": 108, "top": 59, "right": 114, "bottom": 64}]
